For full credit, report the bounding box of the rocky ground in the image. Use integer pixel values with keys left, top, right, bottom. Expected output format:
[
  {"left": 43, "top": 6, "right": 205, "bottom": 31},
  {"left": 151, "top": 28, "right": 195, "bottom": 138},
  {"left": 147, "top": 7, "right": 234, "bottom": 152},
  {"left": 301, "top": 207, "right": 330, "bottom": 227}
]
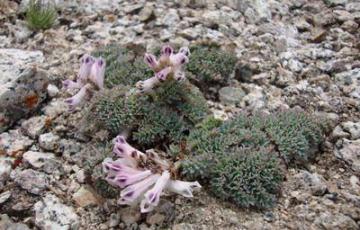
[{"left": 0, "top": 0, "right": 360, "bottom": 229}]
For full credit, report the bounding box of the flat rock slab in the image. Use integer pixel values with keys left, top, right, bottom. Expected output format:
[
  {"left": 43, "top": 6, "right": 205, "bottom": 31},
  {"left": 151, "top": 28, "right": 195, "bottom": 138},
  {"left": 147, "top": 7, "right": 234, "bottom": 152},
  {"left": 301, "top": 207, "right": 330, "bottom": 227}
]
[
  {"left": 34, "top": 194, "right": 79, "bottom": 230},
  {"left": 0, "top": 48, "right": 49, "bottom": 132}
]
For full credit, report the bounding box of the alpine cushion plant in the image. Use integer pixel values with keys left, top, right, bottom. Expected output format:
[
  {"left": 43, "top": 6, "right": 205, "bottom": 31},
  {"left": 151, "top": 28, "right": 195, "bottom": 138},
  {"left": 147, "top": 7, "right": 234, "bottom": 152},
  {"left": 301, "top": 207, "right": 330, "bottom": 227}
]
[
  {"left": 181, "top": 110, "right": 325, "bottom": 209},
  {"left": 63, "top": 54, "right": 106, "bottom": 110},
  {"left": 84, "top": 44, "right": 209, "bottom": 145},
  {"left": 103, "top": 135, "right": 201, "bottom": 213}
]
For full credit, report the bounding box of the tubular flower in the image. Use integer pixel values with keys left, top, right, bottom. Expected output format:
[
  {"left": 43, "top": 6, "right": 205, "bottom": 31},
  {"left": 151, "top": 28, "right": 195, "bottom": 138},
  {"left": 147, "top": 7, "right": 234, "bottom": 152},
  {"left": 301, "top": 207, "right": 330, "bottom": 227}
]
[
  {"left": 63, "top": 54, "right": 106, "bottom": 110},
  {"left": 136, "top": 45, "right": 190, "bottom": 94},
  {"left": 103, "top": 134, "right": 201, "bottom": 213}
]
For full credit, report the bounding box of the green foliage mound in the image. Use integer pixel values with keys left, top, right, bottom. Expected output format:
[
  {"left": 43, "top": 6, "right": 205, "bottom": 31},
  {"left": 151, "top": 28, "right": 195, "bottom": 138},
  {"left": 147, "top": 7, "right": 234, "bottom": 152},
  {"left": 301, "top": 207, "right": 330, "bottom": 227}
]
[
  {"left": 182, "top": 110, "right": 325, "bottom": 209},
  {"left": 26, "top": 0, "right": 57, "bottom": 31},
  {"left": 186, "top": 45, "right": 237, "bottom": 93}
]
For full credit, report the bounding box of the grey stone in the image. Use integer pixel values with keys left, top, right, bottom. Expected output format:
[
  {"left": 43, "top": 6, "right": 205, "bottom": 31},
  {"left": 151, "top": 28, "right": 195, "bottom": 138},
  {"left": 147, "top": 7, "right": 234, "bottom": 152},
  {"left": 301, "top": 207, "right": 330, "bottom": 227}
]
[
  {"left": 38, "top": 132, "right": 60, "bottom": 151},
  {"left": 335, "top": 139, "right": 360, "bottom": 173},
  {"left": 332, "top": 125, "right": 350, "bottom": 139},
  {"left": 241, "top": 84, "right": 266, "bottom": 110},
  {"left": 22, "top": 151, "right": 55, "bottom": 170},
  {"left": 161, "top": 9, "right": 180, "bottom": 27},
  {"left": 0, "top": 157, "right": 13, "bottom": 189},
  {"left": 201, "top": 10, "right": 232, "bottom": 27},
  {"left": 42, "top": 99, "right": 68, "bottom": 119},
  {"left": 346, "top": 2, "right": 360, "bottom": 12},
  {"left": 313, "top": 211, "right": 357, "bottom": 230},
  {"left": 9, "top": 20, "right": 32, "bottom": 43},
  {"left": 342, "top": 121, "right": 360, "bottom": 139},
  {"left": 294, "top": 170, "right": 328, "bottom": 196},
  {"left": 21, "top": 115, "right": 47, "bottom": 139},
  {"left": 0, "top": 214, "right": 30, "bottom": 230},
  {"left": 72, "top": 186, "right": 100, "bottom": 207},
  {"left": 219, "top": 87, "right": 246, "bottom": 105},
  {"left": 224, "top": 0, "right": 271, "bottom": 23},
  {"left": 46, "top": 84, "right": 59, "bottom": 98},
  {"left": 123, "top": 3, "right": 143, "bottom": 14},
  {"left": 146, "top": 213, "right": 165, "bottom": 226},
  {"left": 34, "top": 194, "right": 79, "bottom": 230},
  {"left": 0, "top": 49, "right": 48, "bottom": 132},
  {"left": 120, "top": 207, "right": 141, "bottom": 225},
  {"left": 0, "top": 190, "right": 11, "bottom": 204},
  {"left": 323, "top": 0, "right": 348, "bottom": 6},
  {"left": 109, "top": 213, "right": 120, "bottom": 227},
  {"left": 11, "top": 169, "right": 48, "bottom": 195},
  {"left": 0, "top": 129, "right": 33, "bottom": 156},
  {"left": 138, "top": 3, "right": 154, "bottom": 22}
]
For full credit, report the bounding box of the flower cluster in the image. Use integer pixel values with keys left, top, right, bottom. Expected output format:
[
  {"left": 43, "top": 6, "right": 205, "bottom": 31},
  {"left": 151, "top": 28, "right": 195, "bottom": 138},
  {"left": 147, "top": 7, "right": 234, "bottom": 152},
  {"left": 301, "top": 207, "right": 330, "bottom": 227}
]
[
  {"left": 103, "top": 135, "right": 201, "bottom": 213},
  {"left": 136, "top": 45, "right": 190, "bottom": 94},
  {"left": 63, "top": 54, "right": 106, "bottom": 110}
]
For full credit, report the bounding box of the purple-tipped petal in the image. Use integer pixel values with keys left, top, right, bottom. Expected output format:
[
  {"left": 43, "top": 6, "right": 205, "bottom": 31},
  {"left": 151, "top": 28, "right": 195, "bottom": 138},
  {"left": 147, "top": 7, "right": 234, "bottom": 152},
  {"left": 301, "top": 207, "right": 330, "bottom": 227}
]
[
  {"left": 166, "top": 180, "right": 201, "bottom": 198},
  {"left": 119, "top": 174, "right": 160, "bottom": 205},
  {"left": 115, "top": 170, "right": 153, "bottom": 188},
  {"left": 89, "top": 57, "right": 106, "bottom": 89},
  {"left": 78, "top": 54, "right": 95, "bottom": 82},
  {"left": 140, "top": 170, "right": 170, "bottom": 213},
  {"left": 144, "top": 53, "right": 159, "bottom": 70},
  {"left": 174, "top": 69, "right": 186, "bottom": 82},
  {"left": 155, "top": 67, "right": 172, "bottom": 82},
  {"left": 64, "top": 84, "right": 90, "bottom": 110},
  {"left": 161, "top": 45, "right": 173, "bottom": 57},
  {"left": 113, "top": 137, "right": 146, "bottom": 159},
  {"left": 135, "top": 76, "right": 160, "bottom": 94},
  {"left": 179, "top": 47, "right": 190, "bottom": 57},
  {"left": 170, "top": 53, "right": 189, "bottom": 67},
  {"left": 63, "top": 79, "right": 83, "bottom": 90}
]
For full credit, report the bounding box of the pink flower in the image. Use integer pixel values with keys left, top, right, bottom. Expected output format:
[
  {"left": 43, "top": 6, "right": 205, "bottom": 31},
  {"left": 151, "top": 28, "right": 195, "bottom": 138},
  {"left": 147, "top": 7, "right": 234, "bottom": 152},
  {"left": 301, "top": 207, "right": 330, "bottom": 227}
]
[
  {"left": 136, "top": 45, "right": 191, "bottom": 94},
  {"left": 103, "top": 135, "right": 201, "bottom": 213},
  {"left": 63, "top": 54, "right": 106, "bottom": 110}
]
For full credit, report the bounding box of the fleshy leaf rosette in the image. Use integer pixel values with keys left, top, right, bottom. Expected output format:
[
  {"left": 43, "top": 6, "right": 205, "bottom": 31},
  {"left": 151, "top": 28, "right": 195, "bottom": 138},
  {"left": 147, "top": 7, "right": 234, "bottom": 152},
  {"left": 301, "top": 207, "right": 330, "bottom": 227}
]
[
  {"left": 63, "top": 54, "right": 106, "bottom": 110},
  {"left": 136, "top": 45, "right": 190, "bottom": 94},
  {"left": 103, "top": 134, "right": 201, "bottom": 213}
]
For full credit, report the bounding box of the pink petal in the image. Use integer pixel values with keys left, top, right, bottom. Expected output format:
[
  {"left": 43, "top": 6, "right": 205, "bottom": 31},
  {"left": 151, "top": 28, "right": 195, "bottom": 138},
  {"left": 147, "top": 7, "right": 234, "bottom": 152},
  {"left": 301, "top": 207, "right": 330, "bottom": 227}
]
[
  {"left": 155, "top": 67, "right": 172, "bottom": 82},
  {"left": 173, "top": 69, "right": 186, "bottom": 82},
  {"left": 119, "top": 174, "right": 160, "bottom": 205},
  {"left": 135, "top": 76, "right": 160, "bottom": 94},
  {"left": 144, "top": 53, "right": 159, "bottom": 70},
  {"left": 170, "top": 53, "right": 189, "bottom": 67},
  {"left": 115, "top": 170, "right": 153, "bottom": 188},
  {"left": 65, "top": 84, "right": 91, "bottom": 110},
  {"left": 140, "top": 170, "right": 170, "bottom": 213},
  {"left": 62, "top": 79, "right": 82, "bottom": 90},
  {"left": 113, "top": 140, "right": 146, "bottom": 159},
  {"left": 161, "top": 45, "right": 173, "bottom": 58},
  {"left": 179, "top": 47, "right": 190, "bottom": 57},
  {"left": 166, "top": 180, "right": 201, "bottom": 198},
  {"left": 89, "top": 57, "right": 106, "bottom": 89},
  {"left": 78, "top": 54, "right": 94, "bottom": 82}
]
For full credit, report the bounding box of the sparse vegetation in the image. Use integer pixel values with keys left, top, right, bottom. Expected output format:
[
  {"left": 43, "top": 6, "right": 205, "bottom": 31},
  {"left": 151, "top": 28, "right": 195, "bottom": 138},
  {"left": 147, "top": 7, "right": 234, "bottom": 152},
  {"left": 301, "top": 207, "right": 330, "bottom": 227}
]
[{"left": 26, "top": 0, "right": 57, "bottom": 31}]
